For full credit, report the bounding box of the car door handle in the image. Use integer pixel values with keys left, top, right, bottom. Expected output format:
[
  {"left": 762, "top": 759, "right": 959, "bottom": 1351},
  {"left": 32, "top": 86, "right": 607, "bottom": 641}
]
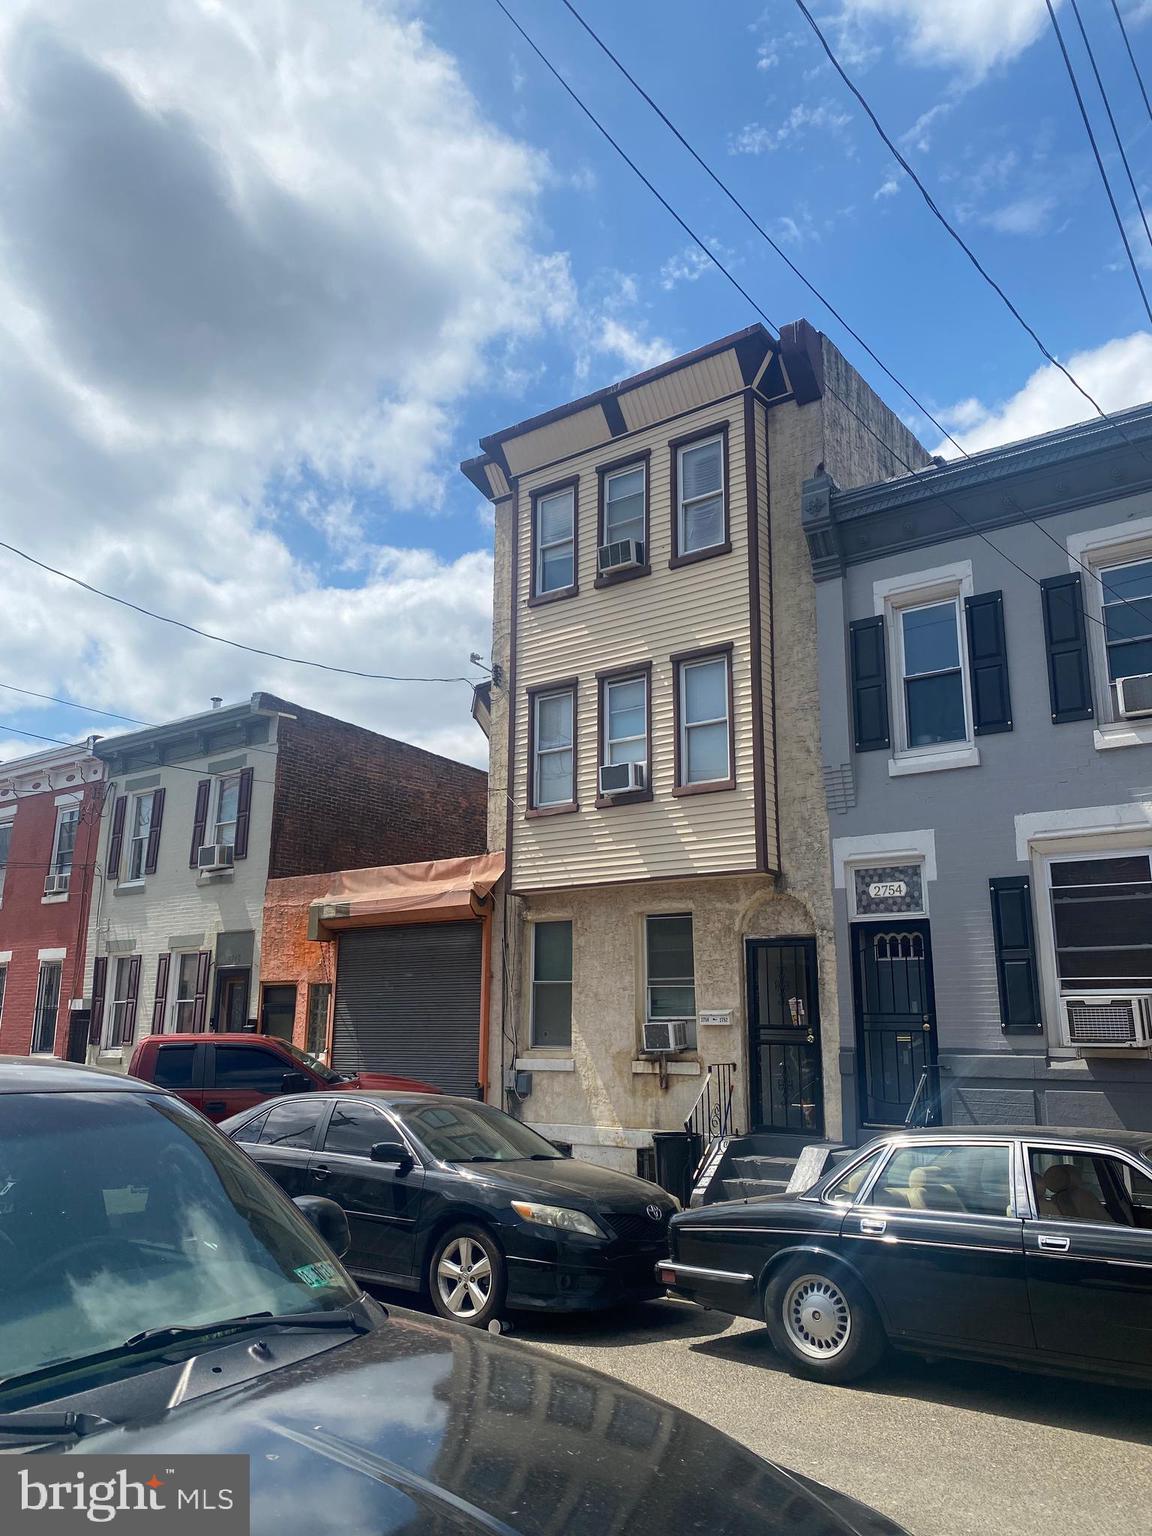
[
  {"left": 205, "top": 1101, "right": 226, "bottom": 1115},
  {"left": 1038, "top": 1233, "right": 1070, "bottom": 1252},
  {"left": 311, "top": 1165, "right": 330, "bottom": 1182},
  {"left": 859, "top": 1217, "right": 887, "bottom": 1235}
]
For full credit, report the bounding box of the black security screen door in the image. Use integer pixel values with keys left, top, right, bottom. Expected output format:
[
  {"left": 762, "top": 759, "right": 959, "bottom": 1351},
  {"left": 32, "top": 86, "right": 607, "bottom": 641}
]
[
  {"left": 747, "top": 939, "right": 824, "bottom": 1136},
  {"left": 853, "top": 920, "right": 938, "bottom": 1127}
]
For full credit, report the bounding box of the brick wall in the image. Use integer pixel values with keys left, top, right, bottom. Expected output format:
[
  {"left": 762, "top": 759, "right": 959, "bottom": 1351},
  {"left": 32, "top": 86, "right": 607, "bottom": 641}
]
[
  {"left": 262, "top": 696, "right": 488, "bottom": 880},
  {"left": 260, "top": 872, "right": 337, "bottom": 1053}
]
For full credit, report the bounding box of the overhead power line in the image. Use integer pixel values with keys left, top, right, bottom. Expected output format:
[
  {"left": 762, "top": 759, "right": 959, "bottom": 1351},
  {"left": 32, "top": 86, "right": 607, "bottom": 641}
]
[
  {"left": 493, "top": 0, "right": 1150, "bottom": 639},
  {"left": 1109, "top": 0, "right": 1152, "bottom": 128},
  {"left": 1044, "top": 0, "right": 1152, "bottom": 323},
  {"left": 0, "top": 536, "right": 478, "bottom": 685}
]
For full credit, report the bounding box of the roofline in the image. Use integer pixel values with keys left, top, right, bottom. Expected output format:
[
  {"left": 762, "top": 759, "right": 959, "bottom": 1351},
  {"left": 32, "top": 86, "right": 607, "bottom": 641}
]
[
  {"left": 92, "top": 692, "right": 287, "bottom": 761},
  {"left": 0, "top": 741, "right": 103, "bottom": 776}
]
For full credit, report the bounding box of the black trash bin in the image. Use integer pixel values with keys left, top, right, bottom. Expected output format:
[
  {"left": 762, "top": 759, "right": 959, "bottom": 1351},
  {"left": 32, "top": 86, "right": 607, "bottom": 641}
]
[{"left": 652, "top": 1130, "right": 702, "bottom": 1206}]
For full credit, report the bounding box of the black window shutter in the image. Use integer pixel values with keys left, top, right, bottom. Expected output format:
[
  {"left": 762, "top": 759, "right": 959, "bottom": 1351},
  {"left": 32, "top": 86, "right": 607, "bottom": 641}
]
[
  {"left": 107, "top": 795, "right": 127, "bottom": 880},
  {"left": 192, "top": 951, "right": 212, "bottom": 1030},
  {"left": 989, "top": 876, "right": 1043, "bottom": 1033},
  {"left": 144, "top": 787, "right": 165, "bottom": 875},
  {"left": 233, "top": 767, "right": 254, "bottom": 860},
  {"left": 1040, "top": 574, "right": 1094, "bottom": 723},
  {"left": 849, "top": 616, "right": 890, "bottom": 752},
  {"left": 119, "top": 954, "right": 142, "bottom": 1047},
  {"left": 965, "top": 591, "right": 1013, "bottom": 734},
  {"left": 190, "top": 780, "right": 210, "bottom": 866},
  {"left": 89, "top": 956, "right": 107, "bottom": 1045},
  {"left": 152, "top": 952, "right": 171, "bottom": 1032}
]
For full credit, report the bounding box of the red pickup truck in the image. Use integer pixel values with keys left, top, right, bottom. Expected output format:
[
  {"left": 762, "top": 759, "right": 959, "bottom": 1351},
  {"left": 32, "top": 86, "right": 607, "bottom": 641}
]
[{"left": 127, "top": 1034, "right": 438, "bottom": 1123}]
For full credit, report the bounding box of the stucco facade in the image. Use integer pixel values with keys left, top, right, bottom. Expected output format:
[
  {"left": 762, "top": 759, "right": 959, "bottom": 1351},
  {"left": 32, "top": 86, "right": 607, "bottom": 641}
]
[
  {"left": 807, "top": 402, "right": 1152, "bottom": 1136},
  {"left": 468, "top": 322, "right": 930, "bottom": 1169}
]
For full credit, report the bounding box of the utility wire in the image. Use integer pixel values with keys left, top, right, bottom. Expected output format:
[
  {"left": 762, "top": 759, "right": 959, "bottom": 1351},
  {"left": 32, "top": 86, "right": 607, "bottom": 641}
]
[
  {"left": 557, "top": 0, "right": 967, "bottom": 456},
  {"left": 1044, "top": 0, "right": 1152, "bottom": 323},
  {"left": 1067, "top": 0, "right": 1152, "bottom": 263},
  {"left": 494, "top": 0, "right": 1151, "bottom": 638},
  {"left": 0, "top": 537, "right": 478, "bottom": 686},
  {"left": 1109, "top": 0, "right": 1152, "bottom": 128}
]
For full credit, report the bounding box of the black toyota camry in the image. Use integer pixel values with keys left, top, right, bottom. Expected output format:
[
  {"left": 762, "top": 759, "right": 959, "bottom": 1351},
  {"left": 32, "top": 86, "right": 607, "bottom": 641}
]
[
  {"left": 0, "top": 1057, "right": 907, "bottom": 1536},
  {"left": 222, "top": 1091, "right": 678, "bottom": 1326}
]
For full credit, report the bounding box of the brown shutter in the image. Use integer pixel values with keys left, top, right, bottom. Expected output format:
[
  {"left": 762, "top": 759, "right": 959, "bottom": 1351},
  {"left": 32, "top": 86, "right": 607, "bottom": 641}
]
[
  {"left": 107, "top": 796, "right": 127, "bottom": 880},
  {"left": 152, "top": 952, "right": 171, "bottom": 1033},
  {"left": 191, "top": 950, "right": 211, "bottom": 1030},
  {"left": 119, "top": 954, "right": 142, "bottom": 1046},
  {"left": 190, "top": 780, "right": 210, "bottom": 866},
  {"left": 144, "top": 788, "right": 165, "bottom": 875},
  {"left": 89, "top": 956, "right": 107, "bottom": 1045},
  {"left": 233, "top": 767, "right": 255, "bottom": 860}
]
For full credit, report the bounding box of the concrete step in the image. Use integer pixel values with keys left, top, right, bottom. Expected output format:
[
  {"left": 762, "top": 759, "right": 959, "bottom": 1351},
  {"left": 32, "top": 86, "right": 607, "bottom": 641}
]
[
  {"left": 728, "top": 1154, "right": 798, "bottom": 1182},
  {"left": 720, "top": 1176, "right": 792, "bottom": 1201}
]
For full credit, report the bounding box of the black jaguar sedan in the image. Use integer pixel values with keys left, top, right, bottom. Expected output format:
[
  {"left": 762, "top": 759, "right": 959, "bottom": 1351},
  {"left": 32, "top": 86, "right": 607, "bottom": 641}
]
[
  {"left": 222, "top": 1091, "right": 677, "bottom": 1326},
  {"left": 660, "top": 1125, "right": 1152, "bottom": 1385}
]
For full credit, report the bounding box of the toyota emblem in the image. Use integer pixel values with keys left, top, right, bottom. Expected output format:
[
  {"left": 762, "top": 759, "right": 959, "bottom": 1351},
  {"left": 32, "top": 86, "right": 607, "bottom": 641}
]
[{"left": 646, "top": 1204, "right": 663, "bottom": 1221}]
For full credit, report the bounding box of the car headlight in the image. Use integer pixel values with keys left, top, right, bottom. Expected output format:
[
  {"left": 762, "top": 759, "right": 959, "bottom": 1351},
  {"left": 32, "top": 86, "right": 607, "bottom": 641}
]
[{"left": 512, "top": 1200, "right": 606, "bottom": 1237}]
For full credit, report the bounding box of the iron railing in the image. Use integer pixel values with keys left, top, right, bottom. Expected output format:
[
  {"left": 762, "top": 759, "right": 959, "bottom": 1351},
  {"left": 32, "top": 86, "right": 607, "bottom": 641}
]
[
  {"left": 685, "top": 1061, "right": 739, "bottom": 1143},
  {"left": 904, "top": 1063, "right": 948, "bottom": 1127}
]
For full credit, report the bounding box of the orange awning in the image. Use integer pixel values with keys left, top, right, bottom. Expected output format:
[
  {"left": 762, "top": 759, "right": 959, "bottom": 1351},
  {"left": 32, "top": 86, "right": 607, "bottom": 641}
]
[{"left": 307, "top": 852, "right": 504, "bottom": 937}]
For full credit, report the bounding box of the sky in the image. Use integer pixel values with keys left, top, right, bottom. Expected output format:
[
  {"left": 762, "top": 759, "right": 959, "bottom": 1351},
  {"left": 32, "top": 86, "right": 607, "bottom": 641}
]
[{"left": 1, "top": 0, "right": 1151, "bottom": 771}]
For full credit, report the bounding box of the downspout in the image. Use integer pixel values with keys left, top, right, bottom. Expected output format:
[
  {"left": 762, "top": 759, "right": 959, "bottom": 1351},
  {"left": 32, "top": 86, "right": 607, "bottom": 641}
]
[{"left": 477, "top": 903, "right": 492, "bottom": 1101}]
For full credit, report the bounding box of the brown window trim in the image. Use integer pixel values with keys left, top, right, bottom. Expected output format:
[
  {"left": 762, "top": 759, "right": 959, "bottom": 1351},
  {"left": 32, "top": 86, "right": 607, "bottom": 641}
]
[
  {"left": 525, "top": 675, "right": 579, "bottom": 818},
  {"left": 671, "top": 642, "right": 736, "bottom": 795},
  {"left": 595, "top": 661, "right": 654, "bottom": 809},
  {"left": 668, "top": 421, "right": 731, "bottom": 570},
  {"left": 595, "top": 450, "right": 652, "bottom": 589},
  {"left": 528, "top": 476, "right": 580, "bottom": 606}
]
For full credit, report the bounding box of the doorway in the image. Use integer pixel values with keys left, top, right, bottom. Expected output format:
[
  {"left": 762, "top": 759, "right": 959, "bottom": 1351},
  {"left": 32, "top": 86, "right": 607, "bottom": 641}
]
[
  {"left": 214, "top": 969, "right": 250, "bottom": 1033},
  {"left": 852, "top": 921, "right": 938, "bottom": 1128},
  {"left": 260, "top": 983, "right": 296, "bottom": 1042},
  {"left": 746, "top": 938, "right": 824, "bottom": 1136}
]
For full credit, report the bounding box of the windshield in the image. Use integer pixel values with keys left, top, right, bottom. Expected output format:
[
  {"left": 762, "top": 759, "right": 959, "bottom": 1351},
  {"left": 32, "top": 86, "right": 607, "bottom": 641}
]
[
  {"left": 0, "top": 1091, "right": 360, "bottom": 1395},
  {"left": 397, "top": 1100, "right": 564, "bottom": 1162},
  {"left": 283, "top": 1041, "right": 343, "bottom": 1083}
]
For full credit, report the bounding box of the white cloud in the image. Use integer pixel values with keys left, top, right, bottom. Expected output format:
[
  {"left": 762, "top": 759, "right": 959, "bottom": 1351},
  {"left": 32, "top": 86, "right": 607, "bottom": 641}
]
[
  {"left": 0, "top": 0, "right": 592, "bottom": 768},
  {"left": 900, "top": 102, "right": 954, "bottom": 154},
  {"left": 728, "top": 102, "right": 852, "bottom": 156},
  {"left": 937, "top": 332, "right": 1152, "bottom": 454},
  {"left": 982, "top": 193, "right": 1057, "bottom": 235},
  {"left": 840, "top": 0, "right": 1059, "bottom": 77},
  {"left": 874, "top": 176, "right": 901, "bottom": 199}
]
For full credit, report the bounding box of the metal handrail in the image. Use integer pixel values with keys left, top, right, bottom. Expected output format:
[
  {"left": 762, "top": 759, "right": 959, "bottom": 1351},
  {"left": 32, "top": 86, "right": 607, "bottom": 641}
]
[{"left": 685, "top": 1061, "right": 738, "bottom": 1142}]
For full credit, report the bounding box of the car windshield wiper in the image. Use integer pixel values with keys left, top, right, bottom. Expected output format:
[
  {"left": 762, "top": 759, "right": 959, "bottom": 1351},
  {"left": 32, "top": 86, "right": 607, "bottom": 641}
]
[
  {"left": 0, "top": 1309, "right": 368, "bottom": 1393},
  {"left": 0, "top": 1412, "right": 110, "bottom": 1448}
]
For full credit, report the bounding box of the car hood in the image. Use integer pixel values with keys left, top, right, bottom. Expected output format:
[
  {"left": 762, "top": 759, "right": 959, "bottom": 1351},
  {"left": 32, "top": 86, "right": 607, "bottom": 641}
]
[
  {"left": 345, "top": 1072, "right": 440, "bottom": 1094},
  {"left": 69, "top": 1309, "right": 902, "bottom": 1536},
  {"left": 462, "top": 1158, "right": 672, "bottom": 1210}
]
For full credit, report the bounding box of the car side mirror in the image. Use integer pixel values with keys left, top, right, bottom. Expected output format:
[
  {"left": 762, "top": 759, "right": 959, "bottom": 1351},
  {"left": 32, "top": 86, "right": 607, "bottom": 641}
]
[
  {"left": 293, "top": 1195, "right": 350, "bottom": 1259},
  {"left": 281, "top": 1071, "right": 312, "bottom": 1094},
  {"left": 370, "top": 1140, "right": 413, "bottom": 1170}
]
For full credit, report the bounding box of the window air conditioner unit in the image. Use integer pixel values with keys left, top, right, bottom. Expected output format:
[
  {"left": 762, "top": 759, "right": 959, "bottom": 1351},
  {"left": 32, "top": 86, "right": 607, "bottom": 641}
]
[
  {"left": 597, "top": 539, "right": 644, "bottom": 575},
  {"left": 197, "top": 843, "right": 235, "bottom": 872},
  {"left": 43, "top": 873, "right": 70, "bottom": 897},
  {"left": 1116, "top": 673, "right": 1152, "bottom": 720},
  {"left": 643, "top": 1019, "right": 688, "bottom": 1054},
  {"left": 599, "top": 761, "right": 646, "bottom": 797},
  {"left": 1062, "top": 994, "right": 1152, "bottom": 1048}
]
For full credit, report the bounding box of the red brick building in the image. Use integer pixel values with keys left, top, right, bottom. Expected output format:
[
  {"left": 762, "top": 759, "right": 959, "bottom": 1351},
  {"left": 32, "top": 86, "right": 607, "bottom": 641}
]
[{"left": 0, "top": 744, "right": 104, "bottom": 1056}]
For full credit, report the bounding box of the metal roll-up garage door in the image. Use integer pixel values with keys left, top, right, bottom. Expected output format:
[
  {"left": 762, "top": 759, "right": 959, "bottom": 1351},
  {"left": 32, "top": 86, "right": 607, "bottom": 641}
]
[{"left": 333, "top": 923, "right": 482, "bottom": 1097}]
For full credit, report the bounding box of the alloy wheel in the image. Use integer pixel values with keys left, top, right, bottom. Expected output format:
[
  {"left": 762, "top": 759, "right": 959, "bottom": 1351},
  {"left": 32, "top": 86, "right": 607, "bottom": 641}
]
[
  {"left": 436, "top": 1236, "right": 494, "bottom": 1319},
  {"left": 781, "top": 1273, "right": 852, "bottom": 1360}
]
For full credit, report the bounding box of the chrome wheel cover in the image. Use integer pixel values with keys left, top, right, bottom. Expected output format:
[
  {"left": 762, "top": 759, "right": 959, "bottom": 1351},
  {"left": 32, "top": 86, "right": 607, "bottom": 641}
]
[
  {"left": 436, "top": 1236, "right": 494, "bottom": 1319},
  {"left": 782, "top": 1273, "right": 852, "bottom": 1360}
]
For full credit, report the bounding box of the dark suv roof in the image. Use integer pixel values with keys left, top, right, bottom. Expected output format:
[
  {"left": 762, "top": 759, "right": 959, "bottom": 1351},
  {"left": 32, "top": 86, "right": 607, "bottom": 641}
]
[{"left": 0, "top": 1058, "right": 154, "bottom": 1094}]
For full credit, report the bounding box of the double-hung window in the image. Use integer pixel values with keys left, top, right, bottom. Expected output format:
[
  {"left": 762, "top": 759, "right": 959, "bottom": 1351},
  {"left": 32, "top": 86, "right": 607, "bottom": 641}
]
[
  {"left": 32, "top": 961, "right": 61, "bottom": 1054},
  {"left": 600, "top": 669, "right": 649, "bottom": 797},
  {"left": 108, "top": 956, "right": 138, "bottom": 1048},
  {"left": 126, "top": 791, "right": 155, "bottom": 882},
  {"left": 1047, "top": 853, "right": 1152, "bottom": 995},
  {"left": 171, "top": 953, "right": 201, "bottom": 1030},
  {"left": 531, "top": 920, "right": 573, "bottom": 1048},
  {"left": 0, "top": 963, "right": 7, "bottom": 1029},
  {"left": 897, "top": 598, "right": 969, "bottom": 748},
  {"left": 603, "top": 464, "right": 645, "bottom": 549},
  {"left": 214, "top": 774, "right": 241, "bottom": 847},
  {"left": 533, "top": 484, "right": 576, "bottom": 598},
  {"left": 645, "top": 915, "right": 696, "bottom": 1046},
  {"left": 531, "top": 686, "right": 576, "bottom": 810},
  {"left": 1099, "top": 557, "right": 1152, "bottom": 705},
  {"left": 49, "top": 805, "right": 79, "bottom": 893},
  {"left": 675, "top": 650, "right": 732, "bottom": 788},
  {"left": 306, "top": 983, "right": 332, "bottom": 1058},
  {"left": 0, "top": 818, "right": 10, "bottom": 902},
  {"left": 674, "top": 433, "right": 726, "bottom": 558}
]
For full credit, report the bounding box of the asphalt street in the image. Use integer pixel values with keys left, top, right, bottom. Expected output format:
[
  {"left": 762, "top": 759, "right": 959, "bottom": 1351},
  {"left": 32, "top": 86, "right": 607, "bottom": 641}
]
[{"left": 376, "top": 1287, "right": 1152, "bottom": 1536}]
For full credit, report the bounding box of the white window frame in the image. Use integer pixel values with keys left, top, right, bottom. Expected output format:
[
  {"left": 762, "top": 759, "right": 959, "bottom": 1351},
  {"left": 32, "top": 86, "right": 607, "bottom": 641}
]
[
  {"left": 676, "top": 434, "right": 726, "bottom": 556},
  {"left": 532, "top": 687, "right": 576, "bottom": 809},
  {"left": 0, "top": 962, "right": 7, "bottom": 1030},
  {"left": 125, "top": 789, "right": 156, "bottom": 883},
  {"left": 873, "top": 563, "right": 979, "bottom": 777},
  {"left": 48, "top": 803, "right": 80, "bottom": 892},
  {"left": 31, "top": 959, "right": 62, "bottom": 1054},
  {"left": 677, "top": 653, "right": 731, "bottom": 786},
  {"left": 529, "top": 920, "right": 574, "bottom": 1051},
  {"left": 1039, "top": 842, "right": 1152, "bottom": 999},
  {"left": 604, "top": 674, "right": 648, "bottom": 769},
  {"left": 0, "top": 814, "right": 12, "bottom": 904},
  {"left": 534, "top": 486, "right": 576, "bottom": 597},
  {"left": 213, "top": 773, "right": 242, "bottom": 847},
  {"left": 170, "top": 951, "right": 201, "bottom": 1032},
  {"left": 1068, "top": 516, "right": 1152, "bottom": 749},
  {"left": 603, "top": 463, "right": 645, "bottom": 548},
  {"left": 644, "top": 913, "right": 697, "bottom": 1047}
]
